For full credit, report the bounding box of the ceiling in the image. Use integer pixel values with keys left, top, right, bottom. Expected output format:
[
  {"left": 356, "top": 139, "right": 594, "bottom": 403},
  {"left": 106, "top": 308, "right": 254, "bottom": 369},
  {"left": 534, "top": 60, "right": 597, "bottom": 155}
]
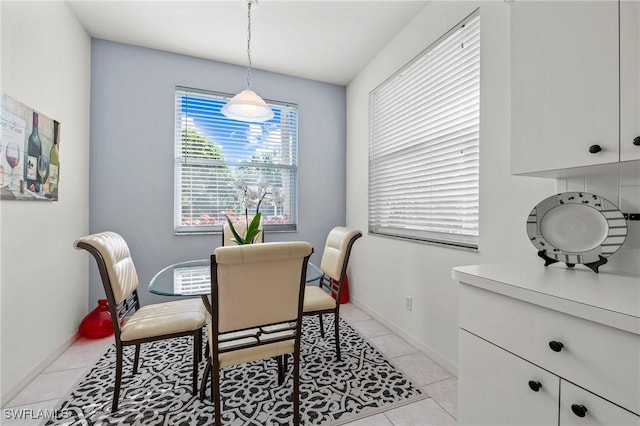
[{"left": 66, "top": 0, "right": 428, "bottom": 86}]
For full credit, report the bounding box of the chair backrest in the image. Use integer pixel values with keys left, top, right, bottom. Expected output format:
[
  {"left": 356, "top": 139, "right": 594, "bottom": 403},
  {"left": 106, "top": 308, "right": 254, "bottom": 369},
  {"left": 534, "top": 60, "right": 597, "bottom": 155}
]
[
  {"left": 73, "top": 232, "right": 140, "bottom": 336},
  {"left": 212, "top": 242, "right": 312, "bottom": 333},
  {"left": 222, "top": 221, "right": 264, "bottom": 246},
  {"left": 320, "top": 227, "right": 362, "bottom": 282}
]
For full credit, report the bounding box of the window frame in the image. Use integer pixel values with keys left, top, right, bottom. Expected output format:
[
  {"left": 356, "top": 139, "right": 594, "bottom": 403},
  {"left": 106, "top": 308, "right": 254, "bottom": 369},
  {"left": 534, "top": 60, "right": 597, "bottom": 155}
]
[
  {"left": 174, "top": 86, "right": 299, "bottom": 235},
  {"left": 368, "top": 9, "right": 480, "bottom": 250}
]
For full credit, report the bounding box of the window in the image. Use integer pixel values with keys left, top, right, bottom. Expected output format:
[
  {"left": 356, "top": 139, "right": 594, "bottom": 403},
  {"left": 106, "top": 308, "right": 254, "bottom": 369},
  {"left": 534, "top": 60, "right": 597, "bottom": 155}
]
[
  {"left": 368, "top": 10, "right": 480, "bottom": 249},
  {"left": 174, "top": 87, "right": 297, "bottom": 234}
]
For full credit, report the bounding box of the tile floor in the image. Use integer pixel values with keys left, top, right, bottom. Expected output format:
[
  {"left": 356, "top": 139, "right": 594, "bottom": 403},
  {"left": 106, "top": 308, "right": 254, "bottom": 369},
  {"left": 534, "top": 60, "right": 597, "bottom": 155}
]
[{"left": 2, "top": 303, "right": 457, "bottom": 425}]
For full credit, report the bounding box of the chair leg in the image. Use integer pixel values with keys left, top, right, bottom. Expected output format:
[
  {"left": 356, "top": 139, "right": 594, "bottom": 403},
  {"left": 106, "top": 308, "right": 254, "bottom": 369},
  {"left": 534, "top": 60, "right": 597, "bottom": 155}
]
[
  {"left": 200, "top": 358, "right": 211, "bottom": 401},
  {"left": 213, "top": 361, "right": 221, "bottom": 425},
  {"left": 318, "top": 313, "right": 325, "bottom": 338},
  {"left": 193, "top": 331, "right": 200, "bottom": 395},
  {"left": 334, "top": 313, "right": 341, "bottom": 361},
  {"left": 276, "top": 356, "right": 284, "bottom": 385},
  {"left": 132, "top": 344, "right": 141, "bottom": 375},
  {"left": 112, "top": 344, "right": 123, "bottom": 412},
  {"left": 293, "top": 351, "right": 300, "bottom": 425}
]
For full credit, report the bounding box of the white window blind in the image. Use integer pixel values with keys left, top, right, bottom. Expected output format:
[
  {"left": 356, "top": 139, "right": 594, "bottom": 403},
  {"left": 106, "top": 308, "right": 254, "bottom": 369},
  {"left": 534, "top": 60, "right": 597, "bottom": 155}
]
[
  {"left": 369, "top": 10, "right": 480, "bottom": 249},
  {"left": 174, "top": 87, "right": 298, "bottom": 234}
]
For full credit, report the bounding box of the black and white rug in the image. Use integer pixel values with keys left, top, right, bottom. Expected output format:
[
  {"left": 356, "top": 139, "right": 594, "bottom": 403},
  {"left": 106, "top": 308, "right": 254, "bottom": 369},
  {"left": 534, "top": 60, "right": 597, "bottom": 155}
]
[{"left": 49, "top": 317, "right": 424, "bottom": 425}]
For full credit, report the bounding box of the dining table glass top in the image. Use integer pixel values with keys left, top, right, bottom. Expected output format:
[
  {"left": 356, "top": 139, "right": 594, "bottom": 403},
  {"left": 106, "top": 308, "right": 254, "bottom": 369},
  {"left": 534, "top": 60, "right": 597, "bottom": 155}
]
[{"left": 149, "top": 258, "right": 323, "bottom": 297}]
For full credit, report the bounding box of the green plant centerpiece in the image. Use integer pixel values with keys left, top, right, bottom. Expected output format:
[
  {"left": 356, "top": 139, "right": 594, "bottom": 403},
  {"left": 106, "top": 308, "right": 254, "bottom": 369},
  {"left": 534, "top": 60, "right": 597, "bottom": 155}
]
[{"left": 225, "top": 178, "right": 284, "bottom": 244}]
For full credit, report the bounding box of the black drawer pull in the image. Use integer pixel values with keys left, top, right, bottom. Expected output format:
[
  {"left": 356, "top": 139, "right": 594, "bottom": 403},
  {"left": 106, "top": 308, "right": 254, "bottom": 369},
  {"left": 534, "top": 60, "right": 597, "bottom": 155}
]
[
  {"left": 633, "top": 136, "right": 640, "bottom": 146},
  {"left": 589, "top": 144, "right": 602, "bottom": 153},
  {"left": 528, "top": 381, "right": 542, "bottom": 392},
  {"left": 571, "top": 404, "right": 588, "bottom": 418},
  {"left": 549, "top": 341, "right": 564, "bottom": 352}
]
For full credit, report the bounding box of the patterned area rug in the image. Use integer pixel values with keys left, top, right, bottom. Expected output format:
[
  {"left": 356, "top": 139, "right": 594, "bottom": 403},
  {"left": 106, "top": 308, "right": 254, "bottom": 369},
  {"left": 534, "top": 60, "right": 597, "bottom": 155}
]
[{"left": 49, "top": 316, "right": 424, "bottom": 425}]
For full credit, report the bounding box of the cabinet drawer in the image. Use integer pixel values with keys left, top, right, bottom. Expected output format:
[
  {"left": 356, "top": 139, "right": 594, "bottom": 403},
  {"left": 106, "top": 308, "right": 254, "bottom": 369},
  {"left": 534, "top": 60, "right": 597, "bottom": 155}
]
[
  {"left": 460, "top": 284, "right": 640, "bottom": 415},
  {"left": 560, "top": 380, "right": 640, "bottom": 426}
]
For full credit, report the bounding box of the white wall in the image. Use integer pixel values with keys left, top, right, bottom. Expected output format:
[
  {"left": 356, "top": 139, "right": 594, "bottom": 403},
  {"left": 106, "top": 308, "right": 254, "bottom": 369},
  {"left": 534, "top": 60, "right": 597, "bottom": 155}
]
[
  {"left": 346, "top": 1, "right": 557, "bottom": 373},
  {"left": 1, "top": 1, "right": 91, "bottom": 404}
]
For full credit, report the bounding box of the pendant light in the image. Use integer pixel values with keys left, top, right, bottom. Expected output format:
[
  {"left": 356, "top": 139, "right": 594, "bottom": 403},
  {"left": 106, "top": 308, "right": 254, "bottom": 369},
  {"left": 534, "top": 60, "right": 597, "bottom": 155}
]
[{"left": 222, "top": 0, "right": 274, "bottom": 122}]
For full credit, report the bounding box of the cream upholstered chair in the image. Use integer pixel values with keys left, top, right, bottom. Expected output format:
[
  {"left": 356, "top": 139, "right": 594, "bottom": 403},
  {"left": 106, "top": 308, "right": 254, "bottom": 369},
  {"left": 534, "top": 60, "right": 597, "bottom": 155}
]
[
  {"left": 74, "top": 231, "right": 207, "bottom": 412},
  {"left": 201, "top": 241, "right": 313, "bottom": 426},
  {"left": 222, "top": 221, "right": 264, "bottom": 246},
  {"left": 303, "top": 227, "right": 362, "bottom": 361}
]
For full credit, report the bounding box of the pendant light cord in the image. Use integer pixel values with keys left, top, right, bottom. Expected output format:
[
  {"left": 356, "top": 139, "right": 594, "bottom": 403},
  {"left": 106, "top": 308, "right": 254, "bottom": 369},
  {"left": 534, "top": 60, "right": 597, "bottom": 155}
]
[{"left": 246, "top": 1, "right": 253, "bottom": 88}]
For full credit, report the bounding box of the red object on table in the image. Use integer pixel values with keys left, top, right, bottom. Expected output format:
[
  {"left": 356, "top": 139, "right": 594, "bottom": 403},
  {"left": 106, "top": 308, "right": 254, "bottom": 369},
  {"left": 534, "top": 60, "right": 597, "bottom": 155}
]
[
  {"left": 331, "top": 273, "right": 350, "bottom": 304},
  {"left": 79, "top": 299, "right": 114, "bottom": 339}
]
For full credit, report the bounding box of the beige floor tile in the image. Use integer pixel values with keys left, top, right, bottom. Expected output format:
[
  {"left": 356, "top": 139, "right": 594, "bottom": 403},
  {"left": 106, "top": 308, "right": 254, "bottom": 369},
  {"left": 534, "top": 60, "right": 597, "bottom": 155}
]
[
  {"left": 5, "top": 368, "right": 87, "bottom": 407},
  {"left": 368, "top": 334, "right": 417, "bottom": 359},
  {"left": 1, "top": 399, "right": 61, "bottom": 426},
  {"left": 340, "top": 304, "right": 372, "bottom": 322},
  {"left": 343, "top": 412, "right": 394, "bottom": 426},
  {"left": 392, "top": 353, "right": 452, "bottom": 387},
  {"left": 384, "top": 398, "right": 456, "bottom": 426},
  {"left": 423, "top": 378, "right": 457, "bottom": 419},
  {"left": 349, "top": 319, "right": 391, "bottom": 339},
  {"left": 44, "top": 336, "right": 112, "bottom": 373}
]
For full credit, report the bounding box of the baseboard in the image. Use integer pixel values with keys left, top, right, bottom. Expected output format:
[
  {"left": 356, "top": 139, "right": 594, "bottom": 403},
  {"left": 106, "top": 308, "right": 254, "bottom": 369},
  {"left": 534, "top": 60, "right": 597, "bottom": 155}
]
[
  {"left": 348, "top": 296, "right": 458, "bottom": 376},
  {"left": 1, "top": 331, "right": 79, "bottom": 407}
]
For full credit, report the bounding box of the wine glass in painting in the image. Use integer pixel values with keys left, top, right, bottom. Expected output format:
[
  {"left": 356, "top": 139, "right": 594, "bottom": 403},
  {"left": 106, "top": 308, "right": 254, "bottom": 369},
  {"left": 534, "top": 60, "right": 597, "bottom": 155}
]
[
  {"left": 5, "top": 142, "right": 21, "bottom": 191},
  {"left": 37, "top": 155, "right": 48, "bottom": 195}
]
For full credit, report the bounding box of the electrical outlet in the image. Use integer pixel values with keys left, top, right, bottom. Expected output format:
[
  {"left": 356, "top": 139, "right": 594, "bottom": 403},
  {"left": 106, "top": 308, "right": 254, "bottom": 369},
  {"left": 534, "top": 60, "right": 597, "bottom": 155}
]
[{"left": 406, "top": 296, "right": 413, "bottom": 311}]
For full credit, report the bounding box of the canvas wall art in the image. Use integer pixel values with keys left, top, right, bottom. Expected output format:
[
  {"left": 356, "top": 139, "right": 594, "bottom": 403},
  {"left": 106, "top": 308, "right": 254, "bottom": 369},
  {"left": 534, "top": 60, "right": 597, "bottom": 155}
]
[{"left": 1, "top": 94, "right": 60, "bottom": 201}]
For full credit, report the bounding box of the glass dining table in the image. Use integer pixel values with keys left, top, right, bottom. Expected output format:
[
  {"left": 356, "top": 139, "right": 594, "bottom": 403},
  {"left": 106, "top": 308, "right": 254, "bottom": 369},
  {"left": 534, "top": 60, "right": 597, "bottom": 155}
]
[{"left": 149, "top": 258, "right": 323, "bottom": 313}]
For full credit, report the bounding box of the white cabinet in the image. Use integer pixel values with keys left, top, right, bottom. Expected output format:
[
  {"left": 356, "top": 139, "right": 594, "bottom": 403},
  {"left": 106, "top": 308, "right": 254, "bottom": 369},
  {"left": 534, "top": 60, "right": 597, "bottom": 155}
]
[
  {"left": 511, "top": 1, "right": 640, "bottom": 176},
  {"left": 620, "top": 0, "right": 640, "bottom": 162},
  {"left": 460, "top": 330, "right": 640, "bottom": 426},
  {"left": 454, "top": 262, "right": 640, "bottom": 426}
]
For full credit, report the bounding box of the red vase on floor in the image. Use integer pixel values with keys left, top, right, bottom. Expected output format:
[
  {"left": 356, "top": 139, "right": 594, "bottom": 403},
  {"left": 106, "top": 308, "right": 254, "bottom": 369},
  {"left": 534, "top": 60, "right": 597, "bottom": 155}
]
[
  {"left": 79, "top": 299, "right": 114, "bottom": 339},
  {"left": 331, "top": 273, "right": 350, "bottom": 304}
]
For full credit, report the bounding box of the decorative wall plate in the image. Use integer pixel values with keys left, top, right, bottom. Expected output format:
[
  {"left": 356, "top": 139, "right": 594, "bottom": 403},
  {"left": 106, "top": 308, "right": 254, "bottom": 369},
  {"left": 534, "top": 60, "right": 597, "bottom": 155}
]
[{"left": 526, "top": 192, "right": 627, "bottom": 272}]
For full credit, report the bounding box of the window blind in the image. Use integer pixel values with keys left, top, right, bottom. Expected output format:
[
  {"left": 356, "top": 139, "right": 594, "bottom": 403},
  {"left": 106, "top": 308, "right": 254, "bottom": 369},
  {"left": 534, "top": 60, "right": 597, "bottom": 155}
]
[
  {"left": 174, "top": 87, "right": 298, "bottom": 234},
  {"left": 369, "top": 10, "right": 480, "bottom": 249}
]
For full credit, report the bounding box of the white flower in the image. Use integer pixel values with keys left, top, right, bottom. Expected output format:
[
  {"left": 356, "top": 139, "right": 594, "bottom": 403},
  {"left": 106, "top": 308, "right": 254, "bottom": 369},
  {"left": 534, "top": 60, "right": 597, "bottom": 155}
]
[
  {"left": 245, "top": 197, "right": 257, "bottom": 210},
  {"left": 273, "top": 194, "right": 285, "bottom": 207},
  {"left": 234, "top": 179, "right": 247, "bottom": 191},
  {"left": 257, "top": 179, "right": 269, "bottom": 190},
  {"left": 247, "top": 188, "right": 259, "bottom": 201},
  {"left": 272, "top": 187, "right": 282, "bottom": 196}
]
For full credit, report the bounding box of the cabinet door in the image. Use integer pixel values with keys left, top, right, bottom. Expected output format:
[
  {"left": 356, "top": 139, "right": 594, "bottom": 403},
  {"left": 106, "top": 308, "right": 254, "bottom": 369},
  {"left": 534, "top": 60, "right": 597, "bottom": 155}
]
[
  {"left": 458, "top": 330, "right": 560, "bottom": 426},
  {"left": 620, "top": 0, "right": 640, "bottom": 161},
  {"left": 511, "top": 1, "right": 619, "bottom": 174},
  {"left": 560, "top": 380, "right": 640, "bottom": 426}
]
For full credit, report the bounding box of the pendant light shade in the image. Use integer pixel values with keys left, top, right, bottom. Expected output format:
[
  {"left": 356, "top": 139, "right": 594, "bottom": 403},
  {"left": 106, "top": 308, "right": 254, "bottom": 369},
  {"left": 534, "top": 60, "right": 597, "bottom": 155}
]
[
  {"left": 222, "top": 0, "right": 274, "bottom": 122},
  {"left": 221, "top": 89, "right": 274, "bottom": 122}
]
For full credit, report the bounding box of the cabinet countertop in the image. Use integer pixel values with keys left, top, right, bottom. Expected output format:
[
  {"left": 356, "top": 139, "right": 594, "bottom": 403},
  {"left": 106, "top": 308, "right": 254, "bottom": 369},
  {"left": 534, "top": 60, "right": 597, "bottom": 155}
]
[{"left": 452, "top": 261, "right": 640, "bottom": 335}]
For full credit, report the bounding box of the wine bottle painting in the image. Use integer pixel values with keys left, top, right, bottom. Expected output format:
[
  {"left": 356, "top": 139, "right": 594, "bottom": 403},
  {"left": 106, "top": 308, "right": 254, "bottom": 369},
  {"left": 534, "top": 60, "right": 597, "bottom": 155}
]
[{"left": 1, "top": 94, "right": 60, "bottom": 201}]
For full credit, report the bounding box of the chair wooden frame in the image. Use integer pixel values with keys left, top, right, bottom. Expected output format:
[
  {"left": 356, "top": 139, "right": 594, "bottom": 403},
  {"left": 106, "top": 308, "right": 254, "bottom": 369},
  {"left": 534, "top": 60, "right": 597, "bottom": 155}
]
[
  {"left": 200, "top": 243, "right": 312, "bottom": 426},
  {"left": 304, "top": 228, "right": 362, "bottom": 361},
  {"left": 75, "top": 236, "right": 205, "bottom": 412}
]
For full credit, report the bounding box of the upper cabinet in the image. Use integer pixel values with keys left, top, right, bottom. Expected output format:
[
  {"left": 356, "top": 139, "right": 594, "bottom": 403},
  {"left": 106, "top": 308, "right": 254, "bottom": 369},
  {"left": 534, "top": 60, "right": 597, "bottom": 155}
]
[
  {"left": 511, "top": 1, "right": 640, "bottom": 177},
  {"left": 621, "top": 0, "right": 640, "bottom": 162}
]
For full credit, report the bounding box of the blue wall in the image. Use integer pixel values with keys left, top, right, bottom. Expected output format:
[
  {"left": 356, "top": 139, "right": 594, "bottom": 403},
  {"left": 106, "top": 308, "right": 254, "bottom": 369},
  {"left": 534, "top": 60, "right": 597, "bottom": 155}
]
[{"left": 89, "top": 39, "right": 346, "bottom": 305}]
